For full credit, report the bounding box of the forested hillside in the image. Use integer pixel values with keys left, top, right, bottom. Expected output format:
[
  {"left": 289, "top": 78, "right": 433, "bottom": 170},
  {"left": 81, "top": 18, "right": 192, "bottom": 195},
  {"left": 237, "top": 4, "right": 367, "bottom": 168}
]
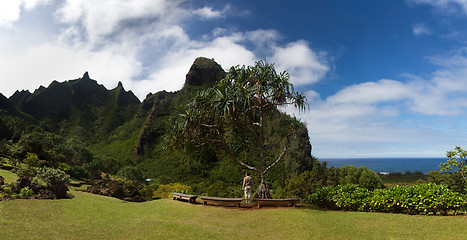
[{"left": 0, "top": 57, "right": 317, "bottom": 196}]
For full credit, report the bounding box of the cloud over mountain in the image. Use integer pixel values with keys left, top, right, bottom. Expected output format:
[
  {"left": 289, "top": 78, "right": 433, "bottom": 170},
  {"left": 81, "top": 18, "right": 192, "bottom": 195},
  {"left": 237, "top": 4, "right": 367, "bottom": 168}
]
[{"left": 0, "top": 0, "right": 329, "bottom": 101}]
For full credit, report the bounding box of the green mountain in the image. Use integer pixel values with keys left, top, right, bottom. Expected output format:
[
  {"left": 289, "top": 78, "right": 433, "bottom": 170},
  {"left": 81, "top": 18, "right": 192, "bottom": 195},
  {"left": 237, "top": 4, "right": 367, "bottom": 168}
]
[
  {"left": 2, "top": 57, "right": 316, "bottom": 196},
  {"left": 10, "top": 72, "right": 140, "bottom": 141},
  {"left": 0, "top": 93, "right": 35, "bottom": 141}
]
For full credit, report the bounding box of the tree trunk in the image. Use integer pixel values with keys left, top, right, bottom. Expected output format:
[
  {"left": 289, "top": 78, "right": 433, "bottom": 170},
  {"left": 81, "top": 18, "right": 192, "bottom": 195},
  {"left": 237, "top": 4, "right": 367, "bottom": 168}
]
[{"left": 254, "top": 174, "right": 271, "bottom": 199}]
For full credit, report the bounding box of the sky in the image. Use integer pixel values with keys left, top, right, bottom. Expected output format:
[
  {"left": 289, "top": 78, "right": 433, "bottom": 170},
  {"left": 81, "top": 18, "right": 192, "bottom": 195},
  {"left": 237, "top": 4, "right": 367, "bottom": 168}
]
[{"left": 1, "top": 0, "right": 467, "bottom": 159}]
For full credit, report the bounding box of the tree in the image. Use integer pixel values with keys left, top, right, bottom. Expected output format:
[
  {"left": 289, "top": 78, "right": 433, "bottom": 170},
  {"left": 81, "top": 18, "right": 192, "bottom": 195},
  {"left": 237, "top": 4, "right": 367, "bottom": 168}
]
[
  {"left": 170, "top": 60, "right": 306, "bottom": 198},
  {"left": 441, "top": 146, "right": 467, "bottom": 183}
]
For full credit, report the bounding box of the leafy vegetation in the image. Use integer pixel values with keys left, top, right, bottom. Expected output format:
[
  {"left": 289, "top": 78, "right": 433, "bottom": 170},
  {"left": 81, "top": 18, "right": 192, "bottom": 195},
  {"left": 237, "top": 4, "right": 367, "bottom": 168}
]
[
  {"left": 1, "top": 166, "right": 71, "bottom": 200},
  {"left": 153, "top": 183, "right": 192, "bottom": 198},
  {"left": 170, "top": 60, "right": 307, "bottom": 198},
  {"left": 36, "top": 166, "right": 70, "bottom": 187},
  {"left": 378, "top": 171, "right": 427, "bottom": 187},
  {"left": 307, "top": 183, "right": 466, "bottom": 215},
  {"left": 282, "top": 164, "right": 384, "bottom": 198},
  {"left": 0, "top": 58, "right": 320, "bottom": 200},
  {"left": 1, "top": 190, "right": 467, "bottom": 239}
]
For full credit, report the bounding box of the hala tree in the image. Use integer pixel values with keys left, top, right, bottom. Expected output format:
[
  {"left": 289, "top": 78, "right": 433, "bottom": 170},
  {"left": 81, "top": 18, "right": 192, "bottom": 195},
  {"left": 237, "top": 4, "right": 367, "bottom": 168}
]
[{"left": 170, "top": 60, "right": 307, "bottom": 198}]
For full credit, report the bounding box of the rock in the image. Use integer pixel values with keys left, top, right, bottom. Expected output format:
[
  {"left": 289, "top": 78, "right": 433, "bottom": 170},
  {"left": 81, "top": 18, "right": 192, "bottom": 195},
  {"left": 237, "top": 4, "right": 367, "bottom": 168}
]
[
  {"left": 16, "top": 177, "right": 31, "bottom": 189},
  {"left": 184, "top": 57, "right": 225, "bottom": 87},
  {"left": 52, "top": 184, "right": 69, "bottom": 199},
  {"left": 0, "top": 176, "right": 4, "bottom": 186}
]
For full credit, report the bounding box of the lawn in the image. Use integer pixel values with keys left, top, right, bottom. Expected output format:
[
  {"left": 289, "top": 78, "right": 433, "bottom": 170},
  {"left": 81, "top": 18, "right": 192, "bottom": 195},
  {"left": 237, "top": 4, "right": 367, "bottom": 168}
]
[
  {"left": 1, "top": 190, "right": 466, "bottom": 239},
  {"left": 0, "top": 169, "right": 18, "bottom": 184}
]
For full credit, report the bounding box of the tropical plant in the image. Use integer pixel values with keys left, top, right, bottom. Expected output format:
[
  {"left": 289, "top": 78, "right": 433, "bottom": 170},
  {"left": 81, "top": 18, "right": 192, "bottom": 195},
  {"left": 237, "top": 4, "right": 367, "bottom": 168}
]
[
  {"left": 307, "top": 183, "right": 467, "bottom": 215},
  {"left": 36, "top": 166, "right": 70, "bottom": 187},
  {"left": 153, "top": 183, "right": 192, "bottom": 199},
  {"left": 441, "top": 146, "right": 467, "bottom": 183},
  {"left": 169, "top": 60, "right": 306, "bottom": 198}
]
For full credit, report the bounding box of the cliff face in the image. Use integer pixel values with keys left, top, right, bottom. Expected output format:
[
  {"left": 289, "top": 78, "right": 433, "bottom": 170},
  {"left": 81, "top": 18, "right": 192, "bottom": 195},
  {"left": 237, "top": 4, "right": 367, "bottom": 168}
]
[
  {"left": 135, "top": 57, "right": 225, "bottom": 156},
  {"left": 184, "top": 57, "right": 226, "bottom": 87}
]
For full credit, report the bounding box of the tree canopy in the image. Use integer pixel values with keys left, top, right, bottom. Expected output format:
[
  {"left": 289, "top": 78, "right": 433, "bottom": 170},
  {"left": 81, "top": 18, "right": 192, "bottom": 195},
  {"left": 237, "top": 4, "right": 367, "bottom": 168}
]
[{"left": 170, "top": 60, "right": 307, "bottom": 198}]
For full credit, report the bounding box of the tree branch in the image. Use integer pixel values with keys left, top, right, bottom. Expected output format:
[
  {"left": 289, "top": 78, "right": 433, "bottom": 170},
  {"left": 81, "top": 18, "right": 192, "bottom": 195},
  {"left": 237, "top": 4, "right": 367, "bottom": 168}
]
[
  {"left": 263, "top": 132, "right": 296, "bottom": 174},
  {"left": 219, "top": 141, "right": 259, "bottom": 172}
]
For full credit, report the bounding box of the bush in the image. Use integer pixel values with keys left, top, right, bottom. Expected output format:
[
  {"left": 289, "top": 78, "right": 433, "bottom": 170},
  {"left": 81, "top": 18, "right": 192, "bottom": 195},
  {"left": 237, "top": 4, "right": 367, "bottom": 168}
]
[
  {"left": 332, "top": 184, "right": 371, "bottom": 211},
  {"left": 57, "top": 162, "right": 71, "bottom": 173},
  {"left": 153, "top": 183, "right": 192, "bottom": 199},
  {"left": 13, "top": 163, "right": 37, "bottom": 178},
  {"left": 305, "top": 185, "right": 338, "bottom": 209},
  {"left": 19, "top": 186, "right": 34, "bottom": 197},
  {"left": 427, "top": 170, "right": 466, "bottom": 193},
  {"left": 70, "top": 165, "right": 90, "bottom": 180},
  {"left": 117, "top": 166, "right": 143, "bottom": 183},
  {"left": 284, "top": 164, "right": 383, "bottom": 198},
  {"left": 283, "top": 161, "right": 327, "bottom": 198},
  {"left": 36, "top": 167, "right": 70, "bottom": 187},
  {"left": 307, "top": 183, "right": 467, "bottom": 215}
]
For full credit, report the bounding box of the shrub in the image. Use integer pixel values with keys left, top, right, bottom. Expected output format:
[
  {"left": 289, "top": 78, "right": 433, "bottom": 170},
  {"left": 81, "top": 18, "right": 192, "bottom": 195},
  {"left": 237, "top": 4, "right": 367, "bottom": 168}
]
[
  {"left": 117, "top": 166, "right": 143, "bottom": 183},
  {"left": 57, "top": 162, "right": 71, "bottom": 173},
  {"left": 307, "top": 183, "right": 467, "bottom": 215},
  {"left": 1, "top": 184, "right": 15, "bottom": 197},
  {"left": 427, "top": 170, "right": 466, "bottom": 193},
  {"left": 153, "top": 183, "right": 192, "bottom": 199},
  {"left": 284, "top": 165, "right": 383, "bottom": 199},
  {"left": 36, "top": 167, "right": 70, "bottom": 187},
  {"left": 332, "top": 184, "right": 371, "bottom": 211},
  {"left": 19, "top": 186, "right": 34, "bottom": 197},
  {"left": 305, "top": 185, "right": 338, "bottom": 209},
  {"left": 70, "top": 165, "right": 90, "bottom": 180},
  {"left": 13, "top": 163, "right": 37, "bottom": 178}
]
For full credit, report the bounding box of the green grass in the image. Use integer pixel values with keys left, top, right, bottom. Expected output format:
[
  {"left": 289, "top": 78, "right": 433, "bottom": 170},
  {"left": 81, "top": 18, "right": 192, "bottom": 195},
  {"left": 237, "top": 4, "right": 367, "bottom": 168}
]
[
  {"left": 1, "top": 190, "right": 466, "bottom": 239},
  {"left": 0, "top": 169, "right": 18, "bottom": 184},
  {"left": 380, "top": 173, "right": 428, "bottom": 187}
]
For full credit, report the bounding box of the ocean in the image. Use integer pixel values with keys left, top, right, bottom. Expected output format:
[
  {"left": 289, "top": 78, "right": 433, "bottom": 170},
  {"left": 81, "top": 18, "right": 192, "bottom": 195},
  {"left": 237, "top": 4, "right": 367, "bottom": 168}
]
[{"left": 320, "top": 158, "right": 446, "bottom": 174}]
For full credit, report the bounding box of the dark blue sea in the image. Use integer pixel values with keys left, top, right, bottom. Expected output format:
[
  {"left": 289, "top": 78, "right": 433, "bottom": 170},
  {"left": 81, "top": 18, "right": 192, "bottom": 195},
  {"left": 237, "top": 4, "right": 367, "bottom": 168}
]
[{"left": 320, "top": 158, "right": 446, "bottom": 174}]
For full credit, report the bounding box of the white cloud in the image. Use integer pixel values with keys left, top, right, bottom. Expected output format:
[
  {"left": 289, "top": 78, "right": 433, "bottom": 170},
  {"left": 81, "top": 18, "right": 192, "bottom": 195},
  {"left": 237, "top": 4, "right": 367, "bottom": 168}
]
[
  {"left": 193, "top": 6, "right": 223, "bottom": 19},
  {"left": 23, "top": 0, "right": 50, "bottom": 10},
  {"left": 409, "top": 0, "right": 467, "bottom": 14},
  {"left": 286, "top": 49, "right": 467, "bottom": 158},
  {"left": 412, "top": 22, "right": 433, "bottom": 36},
  {"left": 272, "top": 40, "right": 329, "bottom": 85},
  {"left": 0, "top": 0, "right": 51, "bottom": 28},
  {"left": 57, "top": 0, "right": 186, "bottom": 45},
  {"left": 0, "top": 1, "right": 330, "bottom": 101},
  {"left": 0, "top": 43, "right": 142, "bottom": 97},
  {"left": 0, "top": 0, "right": 24, "bottom": 28}
]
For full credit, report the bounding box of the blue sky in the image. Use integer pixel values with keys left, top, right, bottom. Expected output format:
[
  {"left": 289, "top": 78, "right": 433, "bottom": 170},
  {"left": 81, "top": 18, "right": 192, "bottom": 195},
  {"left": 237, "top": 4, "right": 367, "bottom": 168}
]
[{"left": 1, "top": 0, "right": 467, "bottom": 158}]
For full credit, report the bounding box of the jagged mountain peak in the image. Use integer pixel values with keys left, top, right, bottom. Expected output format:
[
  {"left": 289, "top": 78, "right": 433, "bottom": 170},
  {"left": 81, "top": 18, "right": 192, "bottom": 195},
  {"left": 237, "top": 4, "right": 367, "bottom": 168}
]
[
  {"left": 9, "top": 90, "right": 32, "bottom": 106},
  {"left": 0, "top": 93, "right": 18, "bottom": 115},
  {"left": 184, "top": 57, "right": 225, "bottom": 87},
  {"left": 82, "top": 71, "right": 90, "bottom": 80}
]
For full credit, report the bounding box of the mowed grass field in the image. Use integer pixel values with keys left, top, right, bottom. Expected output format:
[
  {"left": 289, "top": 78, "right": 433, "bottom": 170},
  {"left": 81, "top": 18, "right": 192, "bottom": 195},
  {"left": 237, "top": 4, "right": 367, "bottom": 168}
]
[
  {"left": 0, "top": 169, "right": 18, "bottom": 184},
  {"left": 1, "top": 170, "right": 467, "bottom": 239}
]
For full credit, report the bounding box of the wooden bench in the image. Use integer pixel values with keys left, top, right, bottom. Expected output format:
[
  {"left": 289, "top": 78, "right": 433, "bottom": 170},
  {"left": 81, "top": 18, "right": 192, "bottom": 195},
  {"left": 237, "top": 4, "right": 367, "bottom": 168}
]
[
  {"left": 257, "top": 198, "right": 299, "bottom": 208},
  {"left": 172, "top": 193, "right": 198, "bottom": 203},
  {"left": 200, "top": 196, "right": 243, "bottom": 208}
]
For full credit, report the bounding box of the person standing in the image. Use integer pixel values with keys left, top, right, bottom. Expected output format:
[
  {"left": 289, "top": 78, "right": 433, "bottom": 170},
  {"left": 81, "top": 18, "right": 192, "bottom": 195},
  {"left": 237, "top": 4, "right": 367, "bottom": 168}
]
[{"left": 242, "top": 172, "right": 253, "bottom": 203}]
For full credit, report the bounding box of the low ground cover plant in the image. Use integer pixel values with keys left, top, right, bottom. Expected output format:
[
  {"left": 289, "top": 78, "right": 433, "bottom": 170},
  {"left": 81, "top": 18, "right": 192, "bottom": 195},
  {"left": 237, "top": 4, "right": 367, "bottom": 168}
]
[{"left": 306, "top": 183, "right": 467, "bottom": 215}]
